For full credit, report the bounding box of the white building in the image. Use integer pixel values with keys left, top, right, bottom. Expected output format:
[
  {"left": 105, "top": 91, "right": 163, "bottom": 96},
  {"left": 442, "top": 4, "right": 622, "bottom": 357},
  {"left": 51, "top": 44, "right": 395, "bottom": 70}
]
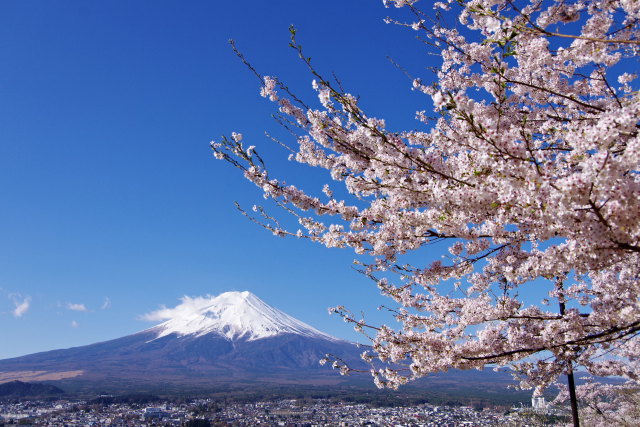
[{"left": 532, "top": 396, "right": 547, "bottom": 411}]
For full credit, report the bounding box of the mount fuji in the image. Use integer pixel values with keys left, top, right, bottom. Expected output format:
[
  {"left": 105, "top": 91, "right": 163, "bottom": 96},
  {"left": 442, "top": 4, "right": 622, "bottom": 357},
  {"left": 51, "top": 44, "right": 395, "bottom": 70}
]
[
  {"left": 147, "top": 291, "right": 341, "bottom": 343},
  {"left": 0, "top": 292, "right": 366, "bottom": 391}
]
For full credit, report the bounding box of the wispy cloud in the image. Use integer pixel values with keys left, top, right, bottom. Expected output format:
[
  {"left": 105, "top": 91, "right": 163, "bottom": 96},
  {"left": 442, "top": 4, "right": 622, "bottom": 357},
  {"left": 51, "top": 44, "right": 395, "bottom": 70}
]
[
  {"left": 141, "top": 305, "right": 171, "bottom": 322},
  {"left": 101, "top": 297, "right": 111, "bottom": 310},
  {"left": 141, "top": 295, "right": 213, "bottom": 322},
  {"left": 67, "top": 303, "right": 88, "bottom": 312},
  {"left": 71, "top": 320, "right": 79, "bottom": 328},
  {"left": 12, "top": 296, "right": 31, "bottom": 318}
]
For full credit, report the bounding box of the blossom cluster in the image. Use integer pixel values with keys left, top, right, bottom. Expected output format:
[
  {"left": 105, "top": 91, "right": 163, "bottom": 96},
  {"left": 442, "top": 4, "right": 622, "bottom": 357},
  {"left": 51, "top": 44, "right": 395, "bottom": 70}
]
[{"left": 213, "top": 0, "right": 640, "bottom": 403}]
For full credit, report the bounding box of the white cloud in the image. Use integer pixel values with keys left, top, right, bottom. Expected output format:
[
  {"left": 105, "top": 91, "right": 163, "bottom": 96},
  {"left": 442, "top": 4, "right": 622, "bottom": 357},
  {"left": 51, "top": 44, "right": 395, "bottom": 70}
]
[
  {"left": 141, "top": 295, "right": 213, "bottom": 322},
  {"left": 12, "top": 296, "right": 31, "bottom": 318},
  {"left": 67, "top": 303, "right": 88, "bottom": 312},
  {"left": 101, "top": 297, "right": 111, "bottom": 310},
  {"left": 71, "top": 320, "right": 79, "bottom": 328}
]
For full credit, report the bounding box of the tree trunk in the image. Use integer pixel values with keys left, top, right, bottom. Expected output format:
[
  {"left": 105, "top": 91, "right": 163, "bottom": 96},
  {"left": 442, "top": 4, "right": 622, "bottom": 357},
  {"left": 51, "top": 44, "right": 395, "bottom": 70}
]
[
  {"left": 559, "top": 298, "right": 580, "bottom": 427},
  {"left": 566, "top": 367, "right": 580, "bottom": 427}
]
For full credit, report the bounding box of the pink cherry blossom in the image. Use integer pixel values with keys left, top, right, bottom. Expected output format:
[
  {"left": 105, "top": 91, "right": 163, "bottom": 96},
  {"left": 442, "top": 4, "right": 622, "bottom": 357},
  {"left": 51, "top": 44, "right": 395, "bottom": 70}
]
[{"left": 213, "top": 0, "right": 640, "bottom": 423}]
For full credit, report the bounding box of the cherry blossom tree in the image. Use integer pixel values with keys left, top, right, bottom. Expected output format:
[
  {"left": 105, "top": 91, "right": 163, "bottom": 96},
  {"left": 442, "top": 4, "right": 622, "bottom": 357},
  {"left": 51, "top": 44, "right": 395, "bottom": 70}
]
[
  {"left": 212, "top": 0, "right": 639, "bottom": 425},
  {"left": 554, "top": 379, "right": 640, "bottom": 426}
]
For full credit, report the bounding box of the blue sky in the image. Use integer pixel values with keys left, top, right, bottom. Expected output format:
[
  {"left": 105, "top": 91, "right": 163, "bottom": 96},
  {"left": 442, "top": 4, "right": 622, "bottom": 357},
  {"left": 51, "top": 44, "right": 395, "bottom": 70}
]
[{"left": 0, "top": 0, "right": 436, "bottom": 359}]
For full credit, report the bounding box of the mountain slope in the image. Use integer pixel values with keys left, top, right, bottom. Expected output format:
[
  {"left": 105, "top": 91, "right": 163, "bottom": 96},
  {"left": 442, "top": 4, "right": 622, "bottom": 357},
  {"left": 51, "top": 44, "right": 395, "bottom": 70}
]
[{"left": 0, "top": 292, "right": 365, "bottom": 389}]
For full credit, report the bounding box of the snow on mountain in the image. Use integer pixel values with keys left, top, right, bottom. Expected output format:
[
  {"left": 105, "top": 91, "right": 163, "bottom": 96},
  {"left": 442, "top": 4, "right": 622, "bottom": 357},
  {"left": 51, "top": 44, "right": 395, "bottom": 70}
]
[{"left": 144, "top": 291, "right": 341, "bottom": 342}]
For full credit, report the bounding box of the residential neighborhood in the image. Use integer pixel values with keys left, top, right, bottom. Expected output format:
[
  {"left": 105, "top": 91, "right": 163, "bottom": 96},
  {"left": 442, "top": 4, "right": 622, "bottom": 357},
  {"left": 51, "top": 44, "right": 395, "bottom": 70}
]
[{"left": 1, "top": 397, "right": 565, "bottom": 426}]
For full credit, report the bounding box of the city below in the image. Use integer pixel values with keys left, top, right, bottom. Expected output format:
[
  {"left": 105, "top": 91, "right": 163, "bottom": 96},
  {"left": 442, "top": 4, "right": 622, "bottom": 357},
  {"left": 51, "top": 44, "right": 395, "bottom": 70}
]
[{"left": 1, "top": 396, "right": 569, "bottom": 426}]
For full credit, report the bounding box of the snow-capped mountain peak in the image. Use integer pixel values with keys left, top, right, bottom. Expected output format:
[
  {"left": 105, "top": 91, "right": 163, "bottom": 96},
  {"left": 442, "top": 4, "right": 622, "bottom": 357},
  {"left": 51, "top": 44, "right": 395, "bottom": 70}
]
[{"left": 146, "top": 291, "right": 340, "bottom": 342}]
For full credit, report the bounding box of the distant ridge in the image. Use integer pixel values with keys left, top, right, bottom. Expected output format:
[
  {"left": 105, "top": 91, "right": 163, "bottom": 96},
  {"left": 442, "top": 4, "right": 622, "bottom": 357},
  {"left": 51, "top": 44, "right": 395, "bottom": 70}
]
[{"left": 0, "top": 380, "right": 64, "bottom": 397}]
